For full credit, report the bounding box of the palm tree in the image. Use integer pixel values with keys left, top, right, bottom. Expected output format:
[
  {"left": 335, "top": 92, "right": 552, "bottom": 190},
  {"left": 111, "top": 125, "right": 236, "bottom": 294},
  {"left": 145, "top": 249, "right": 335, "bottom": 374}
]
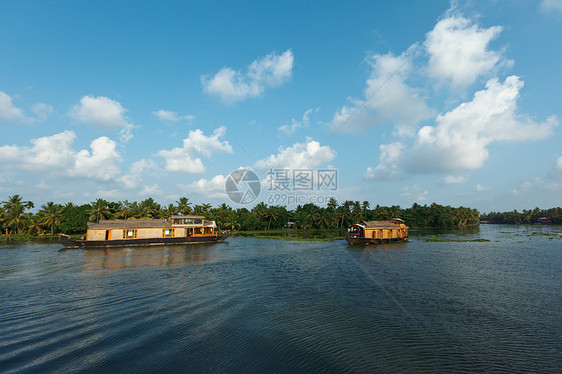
[
  {"left": 27, "top": 214, "right": 44, "bottom": 235},
  {"left": 175, "top": 197, "right": 192, "bottom": 215},
  {"left": 193, "top": 203, "right": 212, "bottom": 216},
  {"left": 362, "top": 201, "right": 370, "bottom": 220},
  {"left": 39, "top": 202, "right": 64, "bottom": 234},
  {"left": 162, "top": 203, "right": 177, "bottom": 218},
  {"left": 128, "top": 202, "right": 151, "bottom": 219},
  {"left": 115, "top": 200, "right": 130, "bottom": 219},
  {"left": 266, "top": 206, "right": 279, "bottom": 230},
  {"left": 223, "top": 211, "right": 240, "bottom": 231},
  {"left": 2, "top": 195, "right": 34, "bottom": 235},
  {"left": 327, "top": 197, "right": 338, "bottom": 210},
  {"left": 141, "top": 197, "right": 161, "bottom": 218},
  {"left": 88, "top": 199, "right": 111, "bottom": 223}
]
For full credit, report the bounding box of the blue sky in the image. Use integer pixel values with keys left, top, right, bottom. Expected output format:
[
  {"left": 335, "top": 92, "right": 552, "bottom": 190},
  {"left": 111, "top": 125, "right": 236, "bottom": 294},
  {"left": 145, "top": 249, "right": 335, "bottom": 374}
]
[{"left": 1, "top": 0, "right": 561, "bottom": 213}]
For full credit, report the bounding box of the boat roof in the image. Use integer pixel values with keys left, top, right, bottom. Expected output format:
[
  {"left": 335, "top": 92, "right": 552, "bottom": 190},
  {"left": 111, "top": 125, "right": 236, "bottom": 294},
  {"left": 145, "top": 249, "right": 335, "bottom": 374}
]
[
  {"left": 88, "top": 217, "right": 216, "bottom": 230},
  {"left": 351, "top": 219, "right": 408, "bottom": 229},
  {"left": 88, "top": 219, "right": 169, "bottom": 230}
]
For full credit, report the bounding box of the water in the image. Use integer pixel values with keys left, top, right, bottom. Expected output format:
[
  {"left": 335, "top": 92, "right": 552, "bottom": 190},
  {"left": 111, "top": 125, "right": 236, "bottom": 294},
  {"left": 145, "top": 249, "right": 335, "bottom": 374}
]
[{"left": 1, "top": 225, "right": 561, "bottom": 373}]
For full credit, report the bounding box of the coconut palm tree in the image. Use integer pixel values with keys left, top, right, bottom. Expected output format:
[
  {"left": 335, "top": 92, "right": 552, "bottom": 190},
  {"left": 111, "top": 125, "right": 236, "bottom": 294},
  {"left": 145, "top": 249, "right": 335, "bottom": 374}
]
[
  {"left": 362, "top": 201, "right": 370, "bottom": 220},
  {"left": 128, "top": 202, "right": 151, "bottom": 219},
  {"left": 39, "top": 202, "right": 64, "bottom": 234},
  {"left": 140, "top": 197, "right": 161, "bottom": 218},
  {"left": 2, "top": 195, "right": 34, "bottom": 235},
  {"left": 115, "top": 200, "right": 130, "bottom": 219},
  {"left": 88, "top": 199, "right": 111, "bottom": 223},
  {"left": 175, "top": 197, "right": 192, "bottom": 215},
  {"left": 27, "top": 214, "right": 44, "bottom": 235}
]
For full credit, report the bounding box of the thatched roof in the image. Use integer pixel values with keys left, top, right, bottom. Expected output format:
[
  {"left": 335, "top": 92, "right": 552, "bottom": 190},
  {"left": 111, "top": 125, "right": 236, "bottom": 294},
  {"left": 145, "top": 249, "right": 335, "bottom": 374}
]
[
  {"left": 88, "top": 219, "right": 169, "bottom": 230},
  {"left": 354, "top": 219, "right": 408, "bottom": 229}
]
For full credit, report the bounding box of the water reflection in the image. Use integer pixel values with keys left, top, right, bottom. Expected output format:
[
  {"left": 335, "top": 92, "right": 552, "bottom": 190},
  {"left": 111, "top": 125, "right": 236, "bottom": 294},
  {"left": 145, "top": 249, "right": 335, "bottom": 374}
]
[{"left": 82, "top": 244, "right": 217, "bottom": 271}]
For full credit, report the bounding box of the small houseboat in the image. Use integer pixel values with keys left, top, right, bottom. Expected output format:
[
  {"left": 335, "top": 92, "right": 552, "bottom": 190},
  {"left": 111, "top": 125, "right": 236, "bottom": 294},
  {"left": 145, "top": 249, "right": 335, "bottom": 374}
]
[
  {"left": 60, "top": 215, "right": 229, "bottom": 249},
  {"left": 346, "top": 218, "right": 408, "bottom": 245}
]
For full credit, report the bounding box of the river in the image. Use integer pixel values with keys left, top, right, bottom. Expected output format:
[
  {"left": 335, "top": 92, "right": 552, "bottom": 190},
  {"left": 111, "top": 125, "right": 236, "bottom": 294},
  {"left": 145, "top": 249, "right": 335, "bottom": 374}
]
[{"left": 1, "top": 224, "right": 560, "bottom": 373}]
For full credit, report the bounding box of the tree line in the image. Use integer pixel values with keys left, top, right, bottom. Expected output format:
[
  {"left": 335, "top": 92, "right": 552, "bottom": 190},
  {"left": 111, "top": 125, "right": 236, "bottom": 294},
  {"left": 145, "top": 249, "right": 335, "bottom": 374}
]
[
  {"left": 1, "top": 195, "right": 480, "bottom": 236},
  {"left": 480, "top": 207, "right": 562, "bottom": 224}
]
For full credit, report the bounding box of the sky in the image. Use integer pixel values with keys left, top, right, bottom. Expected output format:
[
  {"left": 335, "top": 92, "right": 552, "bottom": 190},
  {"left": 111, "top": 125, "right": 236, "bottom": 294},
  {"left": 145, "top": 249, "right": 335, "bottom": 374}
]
[{"left": 1, "top": 0, "right": 562, "bottom": 213}]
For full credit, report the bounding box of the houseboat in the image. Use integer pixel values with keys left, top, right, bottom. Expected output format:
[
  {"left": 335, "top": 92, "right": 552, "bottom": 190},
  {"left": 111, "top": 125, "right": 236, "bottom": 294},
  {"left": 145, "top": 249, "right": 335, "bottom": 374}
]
[
  {"left": 60, "top": 215, "right": 229, "bottom": 249},
  {"left": 346, "top": 218, "right": 408, "bottom": 245}
]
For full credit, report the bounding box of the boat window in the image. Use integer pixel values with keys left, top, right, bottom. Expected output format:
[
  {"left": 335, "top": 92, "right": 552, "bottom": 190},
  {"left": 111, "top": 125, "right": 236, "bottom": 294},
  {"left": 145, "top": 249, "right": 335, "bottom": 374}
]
[
  {"left": 124, "top": 229, "right": 137, "bottom": 238},
  {"left": 184, "top": 218, "right": 193, "bottom": 224},
  {"left": 193, "top": 218, "right": 203, "bottom": 224},
  {"left": 173, "top": 219, "right": 182, "bottom": 225},
  {"left": 163, "top": 228, "right": 174, "bottom": 237}
]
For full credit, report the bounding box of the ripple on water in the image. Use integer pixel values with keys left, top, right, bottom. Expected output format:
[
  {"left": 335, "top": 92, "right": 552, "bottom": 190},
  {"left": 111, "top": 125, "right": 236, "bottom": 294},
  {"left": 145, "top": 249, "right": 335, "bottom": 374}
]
[{"left": 0, "top": 235, "right": 561, "bottom": 373}]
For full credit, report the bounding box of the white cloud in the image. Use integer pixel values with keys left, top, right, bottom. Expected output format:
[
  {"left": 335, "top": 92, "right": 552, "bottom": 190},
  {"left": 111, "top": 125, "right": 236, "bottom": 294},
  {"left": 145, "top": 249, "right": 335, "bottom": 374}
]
[
  {"left": 156, "top": 127, "right": 232, "bottom": 173},
  {"left": 327, "top": 51, "right": 433, "bottom": 136},
  {"left": 364, "top": 142, "right": 405, "bottom": 180},
  {"left": 424, "top": 14, "right": 505, "bottom": 87},
  {"left": 68, "top": 137, "right": 121, "bottom": 181},
  {"left": 69, "top": 95, "right": 129, "bottom": 129},
  {"left": 202, "top": 50, "right": 294, "bottom": 105},
  {"left": 444, "top": 175, "right": 467, "bottom": 184},
  {"left": 0, "top": 91, "right": 29, "bottom": 123},
  {"left": 476, "top": 184, "right": 490, "bottom": 191},
  {"left": 153, "top": 109, "right": 195, "bottom": 122},
  {"left": 540, "top": 0, "right": 562, "bottom": 14},
  {"left": 254, "top": 138, "right": 336, "bottom": 170},
  {"left": 407, "top": 76, "right": 557, "bottom": 172},
  {"left": 401, "top": 185, "right": 428, "bottom": 202},
  {"left": 139, "top": 184, "right": 162, "bottom": 196},
  {"left": 278, "top": 108, "right": 318, "bottom": 136},
  {"left": 120, "top": 158, "right": 158, "bottom": 189},
  {"left": 31, "top": 103, "right": 54, "bottom": 121},
  {"left": 0, "top": 130, "right": 122, "bottom": 181},
  {"left": 0, "top": 91, "right": 52, "bottom": 124},
  {"left": 181, "top": 174, "right": 228, "bottom": 198}
]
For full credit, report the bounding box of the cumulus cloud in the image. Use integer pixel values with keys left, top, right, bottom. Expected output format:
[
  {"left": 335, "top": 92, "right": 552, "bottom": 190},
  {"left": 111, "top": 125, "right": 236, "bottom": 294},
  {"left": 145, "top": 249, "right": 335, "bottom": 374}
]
[
  {"left": 202, "top": 50, "right": 294, "bottom": 105},
  {"left": 407, "top": 76, "right": 557, "bottom": 172},
  {"left": 31, "top": 103, "right": 54, "bottom": 121},
  {"left": 120, "top": 159, "right": 158, "bottom": 189},
  {"left": 540, "top": 0, "right": 562, "bottom": 15},
  {"left": 254, "top": 138, "right": 336, "bottom": 170},
  {"left": 278, "top": 108, "right": 318, "bottom": 136},
  {"left": 363, "top": 142, "right": 405, "bottom": 180},
  {"left": 156, "top": 127, "right": 232, "bottom": 173},
  {"left": 401, "top": 185, "right": 428, "bottom": 202},
  {"left": 0, "top": 91, "right": 52, "bottom": 124},
  {"left": 424, "top": 14, "right": 505, "bottom": 87},
  {"left": 153, "top": 109, "right": 195, "bottom": 122},
  {"left": 69, "top": 95, "right": 132, "bottom": 130},
  {"left": 444, "top": 175, "right": 467, "bottom": 184},
  {"left": 0, "top": 130, "right": 121, "bottom": 181},
  {"left": 328, "top": 51, "right": 433, "bottom": 136},
  {"left": 181, "top": 174, "right": 228, "bottom": 198}
]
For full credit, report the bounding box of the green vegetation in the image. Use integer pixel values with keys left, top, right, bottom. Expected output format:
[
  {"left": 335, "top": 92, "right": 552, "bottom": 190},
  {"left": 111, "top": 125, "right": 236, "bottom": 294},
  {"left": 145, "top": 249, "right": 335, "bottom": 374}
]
[
  {"left": 1, "top": 195, "right": 480, "bottom": 240},
  {"left": 480, "top": 207, "right": 562, "bottom": 224}
]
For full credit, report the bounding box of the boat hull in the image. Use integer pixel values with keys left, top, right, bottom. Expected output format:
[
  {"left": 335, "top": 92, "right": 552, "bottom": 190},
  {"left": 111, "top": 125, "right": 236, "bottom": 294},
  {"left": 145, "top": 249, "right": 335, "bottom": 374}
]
[
  {"left": 345, "top": 231, "right": 407, "bottom": 245},
  {"left": 60, "top": 232, "right": 230, "bottom": 249}
]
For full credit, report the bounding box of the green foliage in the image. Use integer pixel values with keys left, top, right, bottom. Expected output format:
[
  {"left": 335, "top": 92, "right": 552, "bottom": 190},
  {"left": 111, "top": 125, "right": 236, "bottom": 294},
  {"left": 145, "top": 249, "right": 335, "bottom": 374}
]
[
  {"left": 0, "top": 195, "right": 518, "bottom": 237},
  {"left": 480, "top": 207, "right": 562, "bottom": 224}
]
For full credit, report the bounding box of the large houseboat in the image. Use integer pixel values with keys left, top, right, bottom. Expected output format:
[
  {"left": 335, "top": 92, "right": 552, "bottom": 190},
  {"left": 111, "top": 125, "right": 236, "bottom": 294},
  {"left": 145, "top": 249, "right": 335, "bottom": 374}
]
[
  {"left": 346, "top": 219, "right": 408, "bottom": 245},
  {"left": 60, "top": 215, "right": 229, "bottom": 249}
]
